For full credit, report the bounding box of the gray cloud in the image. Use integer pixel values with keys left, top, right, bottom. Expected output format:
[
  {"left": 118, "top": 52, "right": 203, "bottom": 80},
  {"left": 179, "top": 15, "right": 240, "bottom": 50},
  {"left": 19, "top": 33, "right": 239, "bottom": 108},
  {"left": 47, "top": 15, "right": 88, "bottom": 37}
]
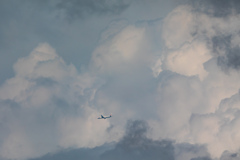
[
  {"left": 55, "top": 0, "right": 130, "bottom": 20},
  {"left": 28, "top": 144, "right": 113, "bottom": 160},
  {"left": 191, "top": 0, "right": 240, "bottom": 17},
  {"left": 29, "top": 120, "right": 213, "bottom": 160},
  {"left": 220, "top": 151, "right": 240, "bottom": 160},
  {"left": 32, "top": 77, "right": 58, "bottom": 87},
  {"left": 191, "top": 157, "right": 212, "bottom": 160},
  {"left": 100, "top": 120, "right": 175, "bottom": 160},
  {"left": 211, "top": 35, "right": 240, "bottom": 71}
]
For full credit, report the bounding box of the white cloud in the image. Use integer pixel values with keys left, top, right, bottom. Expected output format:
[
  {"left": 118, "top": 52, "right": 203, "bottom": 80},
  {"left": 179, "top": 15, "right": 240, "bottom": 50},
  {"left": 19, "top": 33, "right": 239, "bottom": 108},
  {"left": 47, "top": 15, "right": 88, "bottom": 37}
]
[
  {"left": 2, "top": 3, "right": 240, "bottom": 159},
  {"left": 151, "top": 4, "right": 240, "bottom": 158},
  {"left": 58, "top": 107, "right": 112, "bottom": 148},
  {"left": 0, "top": 43, "right": 111, "bottom": 159},
  {"left": 165, "top": 41, "right": 212, "bottom": 80},
  {"left": 162, "top": 5, "right": 196, "bottom": 49},
  {"left": 90, "top": 25, "right": 147, "bottom": 75},
  {"left": 188, "top": 90, "right": 240, "bottom": 158}
]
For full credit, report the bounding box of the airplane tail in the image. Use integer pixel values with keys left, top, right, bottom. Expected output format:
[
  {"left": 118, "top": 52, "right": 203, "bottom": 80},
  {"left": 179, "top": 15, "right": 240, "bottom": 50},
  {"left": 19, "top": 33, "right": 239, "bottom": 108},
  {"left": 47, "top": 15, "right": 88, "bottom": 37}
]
[{"left": 110, "top": 113, "right": 112, "bottom": 117}]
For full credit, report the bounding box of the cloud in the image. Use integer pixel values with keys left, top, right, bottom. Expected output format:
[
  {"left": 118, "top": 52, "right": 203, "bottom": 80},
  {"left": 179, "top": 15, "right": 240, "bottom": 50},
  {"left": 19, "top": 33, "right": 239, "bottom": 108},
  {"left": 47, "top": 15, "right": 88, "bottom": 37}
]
[
  {"left": 152, "top": 2, "right": 240, "bottom": 158},
  {"left": 55, "top": 0, "right": 130, "bottom": 20},
  {"left": 212, "top": 35, "right": 240, "bottom": 71},
  {"left": 29, "top": 120, "right": 212, "bottom": 160},
  {"left": 191, "top": 0, "right": 240, "bottom": 17},
  {"left": 162, "top": 5, "right": 196, "bottom": 49},
  {"left": 161, "top": 5, "right": 212, "bottom": 80},
  {"left": 0, "top": 20, "right": 163, "bottom": 158},
  {"left": 28, "top": 144, "right": 114, "bottom": 160},
  {"left": 220, "top": 151, "right": 240, "bottom": 160},
  {"left": 2, "top": 1, "right": 240, "bottom": 159},
  {"left": 89, "top": 21, "right": 161, "bottom": 78},
  {"left": 101, "top": 120, "right": 210, "bottom": 160},
  {"left": 0, "top": 43, "right": 113, "bottom": 159},
  {"left": 188, "top": 90, "right": 240, "bottom": 158},
  {"left": 100, "top": 120, "right": 175, "bottom": 160}
]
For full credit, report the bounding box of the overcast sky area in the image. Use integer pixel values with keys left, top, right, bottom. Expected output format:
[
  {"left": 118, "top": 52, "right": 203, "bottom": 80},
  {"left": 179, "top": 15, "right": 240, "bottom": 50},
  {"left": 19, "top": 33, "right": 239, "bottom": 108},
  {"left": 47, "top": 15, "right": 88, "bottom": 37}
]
[{"left": 1, "top": 0, "right": 240, "bottom": 160}]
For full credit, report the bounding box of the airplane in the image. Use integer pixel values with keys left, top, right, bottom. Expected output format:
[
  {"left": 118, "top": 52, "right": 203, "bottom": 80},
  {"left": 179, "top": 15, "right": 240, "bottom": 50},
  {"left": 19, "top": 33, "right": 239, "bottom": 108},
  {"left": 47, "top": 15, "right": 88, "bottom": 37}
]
[{"left": 98, "top": 114, "right": 112, "bottom": 119}]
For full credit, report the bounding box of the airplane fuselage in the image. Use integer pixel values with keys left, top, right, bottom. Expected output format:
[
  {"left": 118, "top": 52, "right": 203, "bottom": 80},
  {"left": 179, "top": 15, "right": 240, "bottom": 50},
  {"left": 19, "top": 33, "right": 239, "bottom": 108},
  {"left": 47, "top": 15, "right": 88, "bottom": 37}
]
[{"left": 97, "top": 114, "right": 112, "bottom": 119}]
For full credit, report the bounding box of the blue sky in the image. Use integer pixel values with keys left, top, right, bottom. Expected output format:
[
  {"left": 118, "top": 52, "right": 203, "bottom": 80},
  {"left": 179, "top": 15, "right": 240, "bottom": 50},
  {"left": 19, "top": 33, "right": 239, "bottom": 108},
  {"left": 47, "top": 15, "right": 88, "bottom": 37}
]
[{"left": 1, "top": 0, "right": 240, "bottom": 160}]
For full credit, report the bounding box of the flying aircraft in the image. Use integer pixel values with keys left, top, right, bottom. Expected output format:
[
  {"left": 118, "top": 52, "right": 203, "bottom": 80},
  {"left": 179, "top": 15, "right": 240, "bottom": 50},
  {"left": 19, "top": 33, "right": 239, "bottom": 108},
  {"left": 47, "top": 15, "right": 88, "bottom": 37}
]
[{"left": 98, "top": 114, "right": 112, "bottom": 119}]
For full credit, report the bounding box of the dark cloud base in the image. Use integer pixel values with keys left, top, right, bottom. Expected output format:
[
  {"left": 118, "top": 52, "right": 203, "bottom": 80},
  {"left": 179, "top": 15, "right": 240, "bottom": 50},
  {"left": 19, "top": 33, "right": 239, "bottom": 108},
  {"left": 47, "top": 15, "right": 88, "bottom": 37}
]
[
  {"left": 28, "top": 120, "right": 219, "bottom": 160},
  {"left": 28, "top": 144, "right": 114, "bottom": 160},
  {"left": 211, "top": 35, "right": 240, "bottom": 71},
  {"left": 191, "top": 0, "right": 240, "bottom": 17}
]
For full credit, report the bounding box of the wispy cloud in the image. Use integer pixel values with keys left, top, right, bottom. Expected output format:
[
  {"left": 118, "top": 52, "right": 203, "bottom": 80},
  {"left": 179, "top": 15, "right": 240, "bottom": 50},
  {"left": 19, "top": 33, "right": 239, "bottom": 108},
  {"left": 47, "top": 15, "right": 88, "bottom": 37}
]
[{"left": 55, "top": 0, "right": 130, "bottom": 20}]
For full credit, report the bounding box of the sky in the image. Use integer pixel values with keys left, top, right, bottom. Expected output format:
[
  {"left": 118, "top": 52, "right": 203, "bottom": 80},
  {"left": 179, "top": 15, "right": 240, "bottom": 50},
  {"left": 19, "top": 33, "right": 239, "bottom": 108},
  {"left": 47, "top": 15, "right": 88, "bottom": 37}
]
[{"left": 1, "top": 0, "right": 240, "bottom": 160}]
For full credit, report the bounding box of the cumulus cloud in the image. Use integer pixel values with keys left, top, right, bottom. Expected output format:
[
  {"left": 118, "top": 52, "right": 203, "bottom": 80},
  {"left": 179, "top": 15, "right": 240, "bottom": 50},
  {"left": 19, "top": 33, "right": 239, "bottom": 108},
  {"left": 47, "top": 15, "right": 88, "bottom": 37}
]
[
  {"left": 29, "top": 120, "right": 212, "bottom": 160},
  {"left": 157, "top": 1, "right": 240, "bottom": 158},
  {"left": 188, "top": 90, "right": 240, "bottom": 158},
  {"left": 0, "top": 43, "right": 115, "bottom": 159},
  {"left": 2, "top": 1, "right": 240, "bottom": 160},
  {"left": 161, "top": 5, "right": 212, "bottom": 80},
  {"left": 90, "top": 25, "right": 146, "bottom": 75}
]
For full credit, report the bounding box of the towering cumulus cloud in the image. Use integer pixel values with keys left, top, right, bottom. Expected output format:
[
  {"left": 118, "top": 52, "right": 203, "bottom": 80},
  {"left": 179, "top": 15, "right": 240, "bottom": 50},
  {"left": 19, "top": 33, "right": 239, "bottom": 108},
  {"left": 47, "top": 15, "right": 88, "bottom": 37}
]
[
  {"left": 156, "top": 0, "right": 240, "bottom": 158},
  {"left": 0, "top": 43, "right": 113, "bottom": 159},
  {"left": 1, "top": 0, "right": 240, "bottom": 160}
]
